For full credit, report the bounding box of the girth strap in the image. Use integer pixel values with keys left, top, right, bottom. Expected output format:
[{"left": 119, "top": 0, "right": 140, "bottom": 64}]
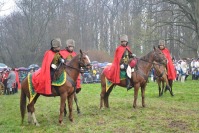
[{"left": 66, "top": 75, "right": 77, "bottom": 97}]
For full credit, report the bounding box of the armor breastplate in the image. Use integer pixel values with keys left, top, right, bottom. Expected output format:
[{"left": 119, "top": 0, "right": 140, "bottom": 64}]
[{"left": 122, "top": 49, "right": 129, "bottom": 64}]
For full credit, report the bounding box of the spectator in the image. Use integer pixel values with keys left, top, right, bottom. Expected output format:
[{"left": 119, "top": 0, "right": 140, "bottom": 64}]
[{"left": 7, "top": 68, "right": 16, "bottom": 95}]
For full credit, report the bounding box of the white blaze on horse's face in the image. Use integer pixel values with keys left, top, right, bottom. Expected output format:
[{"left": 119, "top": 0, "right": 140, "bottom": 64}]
[{"left": 85, "top": 55, "right": 91, "bottom": 63}]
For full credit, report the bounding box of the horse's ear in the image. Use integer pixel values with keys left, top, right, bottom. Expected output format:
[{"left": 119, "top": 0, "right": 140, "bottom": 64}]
[
  {"left": 80, "top": 49, "right": 83, "bottom": 55},
  {"left": 153, "top": 46, "right": 156, "bottom": 51}
]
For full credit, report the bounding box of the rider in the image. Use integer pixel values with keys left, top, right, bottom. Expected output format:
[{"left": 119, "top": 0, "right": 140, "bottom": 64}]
[
  {"left": 33, "top": 38, "right": 64, "bottom": 95},
  {"left": 104, "top": 34, "right": 133, "bottom": 90},
  {"left": 158, "top": 40, "right": 176, "bottom": 82},
  {"left": 60, "top": 39, "right": 82, "bottom": 94}
]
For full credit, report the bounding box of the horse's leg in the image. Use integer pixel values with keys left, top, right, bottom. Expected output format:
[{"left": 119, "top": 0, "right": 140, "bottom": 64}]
[
  {"left": 100, "top": 76, "right": 106, "bottom": 109},
  {"left": 59, "top": 93, "right": 68, "bottom": 124},
  {"left": 161, "top": 80, "right": 164, "bottom": 96},
  {"left": 133, "top": 84, "right": 139, "bottom": 108},
  {"left": 104, "top": 86, "right": 113, "bottom": 108},
  {"left": 74, "top": 93, "right": 81, "bottom": 114},
  {"left": 141, "top": 85, "right": 146, "bottom": 107},
  {"left": 68, "top": 93, "right": 74, "bottom": 122},
  {"left": 27, "top": 102, "right": 40, "bottom": 126},
  {"left": 27, "top": 94, "right": 40, "bottom": 126},
  {"left": 157, "top": 79, "right": 161, "bottom": 96},
  {"left": 64, "top": 103, "right": 67, "bottom": 117},
  {"left": 169, "top": 80, "right": 174, "bottom": 96}
]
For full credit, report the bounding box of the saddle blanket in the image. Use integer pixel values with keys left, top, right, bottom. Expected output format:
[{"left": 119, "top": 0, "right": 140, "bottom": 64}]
[{"left": 28, "top": 71, "right": 66, "bottom": 103}]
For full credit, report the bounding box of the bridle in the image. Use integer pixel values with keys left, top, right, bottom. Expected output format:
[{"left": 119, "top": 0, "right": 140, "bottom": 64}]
[
  {"left": 139, "top": 51, "right": 166, "bottom": 66},
  {"left": 64, "top": 54, "right": 91, "bottom": 73},
  {"left": 153, "top": 63, "right": 166, "bottom": 78}
]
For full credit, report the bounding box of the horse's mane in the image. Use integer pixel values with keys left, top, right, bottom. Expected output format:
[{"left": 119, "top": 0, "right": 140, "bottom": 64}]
[{"left": 139, "top": 51, "right": 153, "bottom": 62}]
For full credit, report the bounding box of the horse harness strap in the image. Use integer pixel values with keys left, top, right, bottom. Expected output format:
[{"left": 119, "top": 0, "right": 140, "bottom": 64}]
[
  {"left": 66, "top": 73, "right": 77, "bottom": 97},
  {"left": 135, "top": 62, "right": 149, "bottom": 81}
]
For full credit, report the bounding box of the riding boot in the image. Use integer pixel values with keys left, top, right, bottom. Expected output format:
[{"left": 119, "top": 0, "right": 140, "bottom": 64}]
[{"left": 126, "top": 77, "right": 133, "bottom": 91}]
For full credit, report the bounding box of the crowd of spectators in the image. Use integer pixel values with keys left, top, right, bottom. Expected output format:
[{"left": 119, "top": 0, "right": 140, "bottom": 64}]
[{"left": 0, "top": 68, "right": 20, "bottom": 95}]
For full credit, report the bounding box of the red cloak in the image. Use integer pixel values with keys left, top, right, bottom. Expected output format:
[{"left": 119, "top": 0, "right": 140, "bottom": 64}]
[
  {"left": 161, "top": 48, "right": 176, "bottom": 80},
  {"left": 32, "top": 50, "right": 55, "bottom": 94},
  {"left": 60, "top": 50, "right": 81, "bottom": 89},
  {"left": 104, "top": 45, "right": 132, "bottom": 83}
]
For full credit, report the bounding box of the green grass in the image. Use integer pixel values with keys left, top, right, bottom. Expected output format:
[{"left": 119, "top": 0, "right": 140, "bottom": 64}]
[{"left": 0, "top": 78, "right": 198, "bottom": 133}]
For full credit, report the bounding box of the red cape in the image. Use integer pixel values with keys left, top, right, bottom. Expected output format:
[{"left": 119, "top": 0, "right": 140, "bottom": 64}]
[
  {"left": 161, "top": 48, "right": 176, "bottom": 80},
  {"left": 60, "top": 50, "right": 81, "bottom": 89},
  {"left": 32, "top": 50, "right": 55, "bottom": 94},
  {"left": 14, "top": 71, "right": 21, "bottom": 89},
  {"left": 104, "top": 45, "right": 132, "bottom": 83}
]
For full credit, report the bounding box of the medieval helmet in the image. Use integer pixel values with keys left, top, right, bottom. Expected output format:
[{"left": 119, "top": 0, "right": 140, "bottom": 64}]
[
  {"left": 51, "top": 38, "right": 62, "bottom": 48},
  {"left": 120, "top": 34, "right": 128, "bottom": 42},
  {"left": 66, "top": 39, "right": 75, "bottom": 47}
]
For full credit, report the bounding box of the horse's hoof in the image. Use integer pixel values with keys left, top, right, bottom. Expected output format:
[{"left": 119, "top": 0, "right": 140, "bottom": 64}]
[
  {"left": 69, "top": 119, "right": 73, "bottom": 122},
  {"left": 59, "top": 122, "right": 65, "bottom": 126},
  {"left": 35, "top": 123, "right": 40, "bottom": 126}
]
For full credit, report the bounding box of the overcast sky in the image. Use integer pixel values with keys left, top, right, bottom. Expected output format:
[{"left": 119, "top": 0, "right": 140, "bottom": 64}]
[{"left": 0, "top": 0, "right": 16, "bottom": 16}]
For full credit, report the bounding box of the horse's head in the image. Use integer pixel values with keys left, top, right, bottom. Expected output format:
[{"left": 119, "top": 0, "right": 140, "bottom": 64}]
[
  {"left": 153, "top": 46, "right": 167, "bottom": 66},
  {"left": 79, "top": 49, "right": 92, "bottom": 70}
]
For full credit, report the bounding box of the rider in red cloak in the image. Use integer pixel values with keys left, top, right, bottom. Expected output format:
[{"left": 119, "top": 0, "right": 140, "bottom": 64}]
[
  {"left": 104, "top": 34, "right": 132, "bottom": 88},
  {"left": 32, "top": 38, "right": 63, "bottom": 95},
  {"left": 158, "top": 40, "right": 176, "bottom": 80},
  {"left": 60, "top": 39, "right": 82, "bottom": 94}
]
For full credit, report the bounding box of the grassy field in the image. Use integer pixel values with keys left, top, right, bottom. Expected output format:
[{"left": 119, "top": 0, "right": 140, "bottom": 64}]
[{"left": 0, "top": 78, "right": 198, "bottom": 133}]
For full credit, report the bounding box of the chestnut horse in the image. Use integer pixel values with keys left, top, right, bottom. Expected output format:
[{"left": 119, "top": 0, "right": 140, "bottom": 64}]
[
  {"left": 20, "top": 50, "right": 91, "bottom": 125},
  {"left": 100, "top": 47, "right": 167, "bottom": 109},
  {"left": 153, "top": 62, "right": 174, "bottom": 96}
]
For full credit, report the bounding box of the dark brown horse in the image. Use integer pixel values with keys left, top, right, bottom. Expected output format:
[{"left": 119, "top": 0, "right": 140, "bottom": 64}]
[
  {"left": 153, "top": 62, "right": 174, "bottom": 96},
  {"left": 20, "top": 50, "right": 91, "bottom": 126},
  {"left": 100, "top": 47, "right": 167, "bottom": 109}
]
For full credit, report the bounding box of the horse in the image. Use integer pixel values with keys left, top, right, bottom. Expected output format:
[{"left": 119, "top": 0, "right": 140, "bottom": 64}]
[
  {"left": 100, "top": 47, "right": 167, "bottom": 109},
  {"left": 153, "top": 62, "right": 174, "bottom": 96},
  {"left": 20, "top": 50, "right": 91, "bottom": 126}
]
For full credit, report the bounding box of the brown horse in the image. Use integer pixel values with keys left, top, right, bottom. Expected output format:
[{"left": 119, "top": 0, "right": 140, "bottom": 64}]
[
  {"left": 20, "top": 50, "right": 91, "bottom": 126},
  {"left": 100, "top": 47, "right": 167, "bottom": 109},
  {"left": 153, "top": 62, "right": 174, "bottom": 96}
]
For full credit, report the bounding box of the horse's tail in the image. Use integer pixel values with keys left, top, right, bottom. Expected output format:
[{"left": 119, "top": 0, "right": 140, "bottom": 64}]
[{"left": 20, "top": 85, "right": 27, "bottom": 125}]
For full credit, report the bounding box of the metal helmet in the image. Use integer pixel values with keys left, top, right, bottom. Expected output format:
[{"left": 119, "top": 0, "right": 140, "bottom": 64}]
[
  {"left": 66, "top": 39, "right": 75, "bottom": 47},
  {"left": 51, "top": 38, "right": 62, "bottom": 48},
  {"left": 120, "top": 34, "right": 128, "bottom": 42}
]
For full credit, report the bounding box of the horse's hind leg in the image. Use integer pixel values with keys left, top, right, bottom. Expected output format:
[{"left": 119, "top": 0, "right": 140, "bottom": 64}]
[
  {"left": 64, "top": 103, "right": 67, "bottom": 117},
  {"left": 27, "top": 94, "right": 40, "bottom": 126},
  {"left": 100, "top": 81, "right": 106, "bottom": 109},
  {"left": 141, "top": 85, "right": 146, "bottom": 107},
  {"left": 27, "top": 103, "right": 40, "bottom": 126},
  {"left": 74, "top": 93, "right": 80, "bottom": 114},
  {"left": 157, "top": 80, "right": 162, "bottom": 96},
  {"left": 133, "top": 85, "right": 139, "bottom": 108},
  {"left": 104, "top": 86, "right": 113, "bottom": 108},
  {"left": 168, "top": 80, "right": 174, "bottom": 96}
]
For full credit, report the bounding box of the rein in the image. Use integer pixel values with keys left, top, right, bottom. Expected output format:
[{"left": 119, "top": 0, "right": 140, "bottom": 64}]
[{"left": 153, "top": 64, "right": 165, "bottom": 78}]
